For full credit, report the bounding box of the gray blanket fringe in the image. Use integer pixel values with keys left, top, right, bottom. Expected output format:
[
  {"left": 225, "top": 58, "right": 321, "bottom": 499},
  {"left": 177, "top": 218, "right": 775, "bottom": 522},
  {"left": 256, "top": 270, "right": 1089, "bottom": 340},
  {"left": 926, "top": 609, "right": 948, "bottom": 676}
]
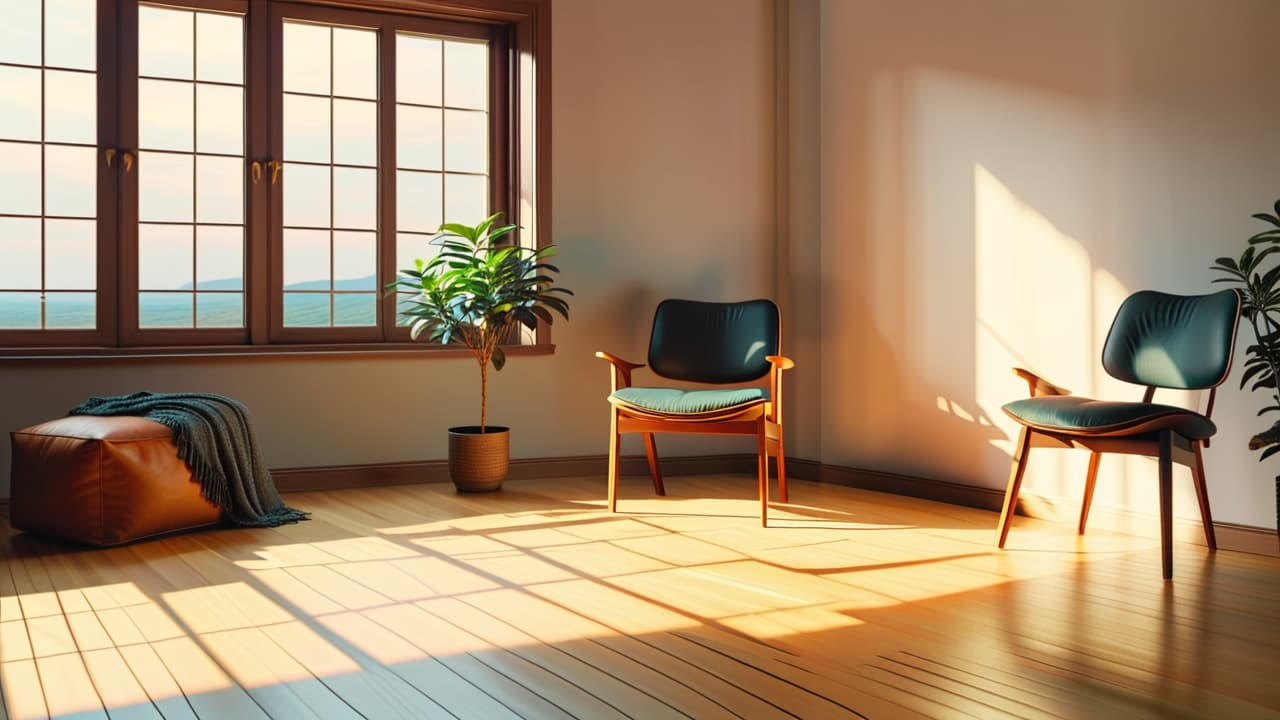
[{"left": 70, "top": 392, "right": 309, "bottom": 528}]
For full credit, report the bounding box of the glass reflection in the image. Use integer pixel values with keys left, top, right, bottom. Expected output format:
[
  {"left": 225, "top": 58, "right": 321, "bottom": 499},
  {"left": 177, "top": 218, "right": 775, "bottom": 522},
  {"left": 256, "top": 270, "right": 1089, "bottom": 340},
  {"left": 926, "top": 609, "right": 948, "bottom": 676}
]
[
  {"left": 139, "top": 6, "right": 193, "bottom": 80},
  {"left": 138, "top": 152, "right": 194, "bottom": 223},
  {"left": 138, "top": 224, "right": 194, "bottom": 291},
  {"left": 0, "top": 218, "right": 41, "bottom": 290},
  {"left": 44, "top": 144, "right": 96, "bottom": 218},
  {"left": 44, "top": 219, "right": 95, "bottom": 289}
]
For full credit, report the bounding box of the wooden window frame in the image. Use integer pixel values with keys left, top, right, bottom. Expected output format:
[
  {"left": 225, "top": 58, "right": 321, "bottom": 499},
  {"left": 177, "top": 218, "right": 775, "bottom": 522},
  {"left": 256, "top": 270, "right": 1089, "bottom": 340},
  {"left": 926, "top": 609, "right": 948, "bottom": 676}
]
[{"left": 0, "top": 0, "right": 551, "bottom": 357}]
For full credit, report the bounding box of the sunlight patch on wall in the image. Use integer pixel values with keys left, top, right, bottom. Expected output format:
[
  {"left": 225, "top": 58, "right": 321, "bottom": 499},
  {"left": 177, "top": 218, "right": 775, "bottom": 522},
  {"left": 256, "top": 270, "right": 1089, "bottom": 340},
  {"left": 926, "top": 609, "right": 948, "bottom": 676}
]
[{"left": 974, "top": 162, "right": 1094, "bottom": 500}]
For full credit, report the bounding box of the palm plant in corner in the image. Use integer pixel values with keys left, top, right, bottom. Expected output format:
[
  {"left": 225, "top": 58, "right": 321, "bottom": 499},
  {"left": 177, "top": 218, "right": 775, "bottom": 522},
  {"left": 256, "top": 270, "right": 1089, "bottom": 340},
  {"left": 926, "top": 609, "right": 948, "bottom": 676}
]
[
  {"left": 1210, "top": 197, "right": 1280, "bottom": 539},
  {"left": 389, "top": 212, "right": 572, "bottom": 492}
]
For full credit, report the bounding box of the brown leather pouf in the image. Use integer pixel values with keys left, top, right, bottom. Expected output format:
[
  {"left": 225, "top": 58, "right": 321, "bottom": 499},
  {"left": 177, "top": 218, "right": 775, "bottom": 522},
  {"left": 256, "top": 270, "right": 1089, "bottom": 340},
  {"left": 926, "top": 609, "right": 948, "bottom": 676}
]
[{"left": 10, "top": 416, "right": 223, "bottom": 546}]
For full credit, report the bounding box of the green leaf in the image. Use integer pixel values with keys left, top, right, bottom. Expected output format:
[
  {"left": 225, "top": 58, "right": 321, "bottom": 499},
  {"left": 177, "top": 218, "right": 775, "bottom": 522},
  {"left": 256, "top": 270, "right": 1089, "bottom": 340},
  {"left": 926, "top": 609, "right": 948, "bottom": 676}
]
[
  {"left": 1252, "top": 212, "right": 1280, "bottom": 228},
  {"left": 1261, "top": 444, "right": 1280, "bottom": 461},
  {"left": 491, "top": 346, "right": 507, "bottom": 371}
]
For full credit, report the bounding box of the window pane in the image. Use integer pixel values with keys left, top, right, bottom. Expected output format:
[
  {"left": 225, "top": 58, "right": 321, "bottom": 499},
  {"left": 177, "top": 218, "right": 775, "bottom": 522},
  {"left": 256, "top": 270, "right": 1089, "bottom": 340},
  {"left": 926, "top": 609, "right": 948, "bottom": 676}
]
[
  {"left": 333, "top": 167, "right": 376, "bottom": 230},
  {"left": 282, "top": 163, "right": 330, "bottom": 228},
  {"left": 0, "top": 0, "right": 41, "bottom": 65},
  {"left": 0, "top": 66, "right": 41, "bottom": 141},
  {"left": 283, "top": 293, "right": 329, "bottom": 326},
  {"left": 444, "top": 40, "right": 487, "bottom": 110},
  {"left": 139, "top": 6, "right": 193, "bottom": 81},
  {"left": 283, "top": 229, "right": 330, "bottom": 290},
  {"left": 444, "top": 109, "right": 486, "bottom": 173},
  {"left": 44, "top": 219, "right": 95, "bottom": 289},
  {"left": 334, "top": 232, "right": 375, "bottom": 290},
  {"left": 333, "top": 28, "right": 376, "bottom": 100},
  {"left": 196, "top": 155, "right": 243, "bottom": 224},
  {"left": 196, "top": 12, "right": 243, "bottom": 84},
  {"left": 333, "top": 99, "right": 376, "bottom": 167},
  {"left": 0, "top": 218, "right": 41, "bottom": 290},
  {"left": 334, "top": 293, "right": 376, "bottom": 326},
  {"left": 397, "top": 171, "right": 441, "bottom": 234},
  {"left": 44, "top": 70, "right": 96, "bottom": 144},
  {"left": 0, "top": 142, "right": 42, "bottom": 215},
  {"left": 396, "top": 233, "right": 437, "bottom": 273},
  {"left": 45, "top": 0, "right": 95, "bottom": 71},
  {"left": 44, "top": 144, "right": 95, "bottom": 217},
  {"left": 196, "top": 292, "right": 242, "bottom": 328},
  {"left": 139, "top": 79, "right": 194, "bottom": 152},
  {"left": 397, "top": 35, "right": 441, "bottom": 106},
  {"left": 138, "top": 152, "right": 194, "bottom": 222},
  {"left": 283, "top": 94, "right": 330, "bottom": 163},
  {"left": 196, "top": 84, "right": 243, "bottom": 155},
  {"left": 283, "top": 23, "right": 329, "bottom": 95},
  {"left": 138, "top": 224, "right": 193, "bottom": 291},
  {"left": 196, "top": 226, "right": 243, "bottom": 290},
  {"left": 444, "top": 173, "right": 486, "bottom": 225},
  {"left": 397, "top": 105, "right": 441, "bottom": 171},
  {"left": 45, "top": 291, "right": 94, "bottom": 328},
  {"left": 0, "top": 293, "right": 40, "bottom": 329},
  {"left": 140, "top": 292, "right": 192, "bottom": 328}
]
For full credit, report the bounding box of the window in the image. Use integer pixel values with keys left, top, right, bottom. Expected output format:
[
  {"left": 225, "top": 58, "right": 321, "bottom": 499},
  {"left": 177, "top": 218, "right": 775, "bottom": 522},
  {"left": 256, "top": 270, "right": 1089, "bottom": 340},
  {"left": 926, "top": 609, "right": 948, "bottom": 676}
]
[{"left": 0, "top": 0, "right": 550, "bottom": 354}]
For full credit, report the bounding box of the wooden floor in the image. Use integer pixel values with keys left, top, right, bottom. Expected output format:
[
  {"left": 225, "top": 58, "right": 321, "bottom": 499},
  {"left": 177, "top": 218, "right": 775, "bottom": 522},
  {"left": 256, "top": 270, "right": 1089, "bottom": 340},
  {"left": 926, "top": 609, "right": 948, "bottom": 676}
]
[{"left": 2, "top": 475, "right": 1280, "bottom": 719}]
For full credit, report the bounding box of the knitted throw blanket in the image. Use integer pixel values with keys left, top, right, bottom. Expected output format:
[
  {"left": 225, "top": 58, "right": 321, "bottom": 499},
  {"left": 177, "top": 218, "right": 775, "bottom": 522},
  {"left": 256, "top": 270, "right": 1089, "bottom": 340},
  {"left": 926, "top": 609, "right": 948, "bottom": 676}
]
[{"left": 70, "top": 392, "right": 309, "bottom": 528}]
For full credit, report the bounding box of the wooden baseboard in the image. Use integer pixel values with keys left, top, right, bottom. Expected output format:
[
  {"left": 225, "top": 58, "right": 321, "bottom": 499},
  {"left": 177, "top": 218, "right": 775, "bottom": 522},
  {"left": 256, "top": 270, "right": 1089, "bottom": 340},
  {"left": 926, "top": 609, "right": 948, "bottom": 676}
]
[{"left": 270, "top": 453, "right": 761, "bottom": 493}]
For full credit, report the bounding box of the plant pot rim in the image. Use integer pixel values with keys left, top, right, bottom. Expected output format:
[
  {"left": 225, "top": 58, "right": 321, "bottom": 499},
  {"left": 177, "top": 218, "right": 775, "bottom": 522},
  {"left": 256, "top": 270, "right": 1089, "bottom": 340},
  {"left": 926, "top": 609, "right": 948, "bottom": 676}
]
[{"left": 448, "top": 425, "right": 510, "bottom": 434}]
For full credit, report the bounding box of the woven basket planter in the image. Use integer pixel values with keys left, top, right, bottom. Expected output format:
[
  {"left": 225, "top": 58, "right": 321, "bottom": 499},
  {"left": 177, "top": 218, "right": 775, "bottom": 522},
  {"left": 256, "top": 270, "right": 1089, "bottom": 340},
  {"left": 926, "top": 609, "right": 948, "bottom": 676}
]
[{"left": 448, "top": 426, "right": 510, "bottom": 492}]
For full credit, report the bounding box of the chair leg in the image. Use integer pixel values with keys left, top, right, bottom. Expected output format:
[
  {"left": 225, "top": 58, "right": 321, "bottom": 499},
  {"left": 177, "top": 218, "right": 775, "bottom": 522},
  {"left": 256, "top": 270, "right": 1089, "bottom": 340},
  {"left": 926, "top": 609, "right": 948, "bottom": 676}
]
[
  {"left": 1192, "top": 442, "right": 1217, "bottom": 551},
  {"left": 758, "top": 419, "right": 769, "bottom": 528},
  {"left": 1078, "top": 452, "right": 1101, "bottom": 535},
  {"left": 643, "top": 433, "right": 665, "bottom": 496},
  {"left": 1158, "top": 431, "right": 1174, "bottom": 580},
  {"left": 997, "top": 426, "right": 1033, "bottom": 548},
  {"left": 607, "top": 408, "right": 621, "bottom": 513},
  {"left": 775, "top": 432, "right": 788, "bottom": 504}
]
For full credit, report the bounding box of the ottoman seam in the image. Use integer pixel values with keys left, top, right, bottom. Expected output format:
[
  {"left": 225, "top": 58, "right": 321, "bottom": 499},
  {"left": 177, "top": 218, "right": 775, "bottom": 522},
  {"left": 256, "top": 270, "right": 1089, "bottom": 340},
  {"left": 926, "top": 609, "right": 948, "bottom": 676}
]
[{"left": 12, "top": 433, "right": 170, "bottom": 442}]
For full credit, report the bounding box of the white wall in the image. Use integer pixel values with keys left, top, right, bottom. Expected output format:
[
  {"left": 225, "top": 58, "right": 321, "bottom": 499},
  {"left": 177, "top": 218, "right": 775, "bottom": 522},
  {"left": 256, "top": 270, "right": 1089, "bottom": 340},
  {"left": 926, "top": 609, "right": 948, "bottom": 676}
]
[
  {"left": 0, "top": 0, "right": 779, "bottom": 496},
  {"left": 815, "top": 0, "right": 1280, "bottom": 528}
]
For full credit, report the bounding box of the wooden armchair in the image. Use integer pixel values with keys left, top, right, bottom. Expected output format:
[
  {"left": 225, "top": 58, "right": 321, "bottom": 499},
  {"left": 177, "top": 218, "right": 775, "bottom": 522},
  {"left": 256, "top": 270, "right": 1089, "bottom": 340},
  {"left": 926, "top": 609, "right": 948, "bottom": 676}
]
[
  {"left": 996, "top": 289, "right": 1241, "bottom": 579},
  {"left": 597, "top": 298, "right": 794, "bottom": 525}
]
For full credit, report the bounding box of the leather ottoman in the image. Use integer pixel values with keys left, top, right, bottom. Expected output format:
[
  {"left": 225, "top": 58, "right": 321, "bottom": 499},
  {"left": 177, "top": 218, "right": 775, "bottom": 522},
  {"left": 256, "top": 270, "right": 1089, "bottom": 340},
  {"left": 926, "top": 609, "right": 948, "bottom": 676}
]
[{"left": 10, "top": 416, "right": 223, "bottom": 545}]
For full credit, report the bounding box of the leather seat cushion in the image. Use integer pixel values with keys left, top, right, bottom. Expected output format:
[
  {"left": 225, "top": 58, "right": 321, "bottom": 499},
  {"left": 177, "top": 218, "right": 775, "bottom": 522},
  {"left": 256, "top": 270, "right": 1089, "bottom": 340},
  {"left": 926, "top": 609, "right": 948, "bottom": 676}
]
[
  {"left": 610, "top": 387, "right": 768, "bottom": 415},
  {"left": 10, "top": 416, "right": 223, "bottom": 546},
  {"left": 1002, "top": 395, "right": 1217, "bottom": 439}
]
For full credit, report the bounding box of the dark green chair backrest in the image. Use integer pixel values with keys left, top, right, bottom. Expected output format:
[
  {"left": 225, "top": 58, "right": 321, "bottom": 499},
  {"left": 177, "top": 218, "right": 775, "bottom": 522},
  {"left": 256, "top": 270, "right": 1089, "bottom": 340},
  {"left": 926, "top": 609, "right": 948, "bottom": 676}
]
[
  {"left": 1101, "top": 289, "right": 1241, "bottom": 390},
  {"left": 648, "top": 299, "right": 779, "bottom": 384}
]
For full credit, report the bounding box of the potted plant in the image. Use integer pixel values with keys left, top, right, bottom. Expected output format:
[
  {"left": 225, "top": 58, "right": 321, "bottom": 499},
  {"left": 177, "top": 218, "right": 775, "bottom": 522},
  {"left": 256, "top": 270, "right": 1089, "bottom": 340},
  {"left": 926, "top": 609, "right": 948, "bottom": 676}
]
[
  {"left": 389, "top": 212, "right": 572, "bottom": 491},
  {"left": 1210, "top": 197, "right": 1280, "bottom": 538}
]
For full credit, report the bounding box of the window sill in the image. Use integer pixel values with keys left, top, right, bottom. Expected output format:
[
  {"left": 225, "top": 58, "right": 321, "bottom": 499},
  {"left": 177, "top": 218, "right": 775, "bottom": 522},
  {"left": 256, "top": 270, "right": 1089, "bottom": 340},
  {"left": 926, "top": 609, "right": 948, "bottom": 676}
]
[{"left": 0, "top": 343, "right": 556, "bottom": 363}]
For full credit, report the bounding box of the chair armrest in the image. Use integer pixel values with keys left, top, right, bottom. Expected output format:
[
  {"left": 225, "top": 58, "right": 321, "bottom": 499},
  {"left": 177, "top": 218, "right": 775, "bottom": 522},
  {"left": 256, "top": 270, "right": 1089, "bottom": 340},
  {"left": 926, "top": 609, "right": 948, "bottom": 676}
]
[
  {"left": 767, "top": 355, "right": 796, "bottom": 371},
  {"left": 1013, "top": 367, "right": 1071, "bottom": 398},
  {"left": 596, "top": 351, "right": 645, "bottom": 392},
  {"left": 766, "top": 355, "right": 795, "bottom": 423}
]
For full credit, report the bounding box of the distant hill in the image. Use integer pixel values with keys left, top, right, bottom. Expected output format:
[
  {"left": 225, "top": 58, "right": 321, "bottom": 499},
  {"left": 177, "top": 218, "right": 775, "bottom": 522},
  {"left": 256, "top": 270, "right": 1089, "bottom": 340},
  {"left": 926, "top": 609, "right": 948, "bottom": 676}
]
[{"left": 0, "top": 274, "right": 383, "bottom": 329}]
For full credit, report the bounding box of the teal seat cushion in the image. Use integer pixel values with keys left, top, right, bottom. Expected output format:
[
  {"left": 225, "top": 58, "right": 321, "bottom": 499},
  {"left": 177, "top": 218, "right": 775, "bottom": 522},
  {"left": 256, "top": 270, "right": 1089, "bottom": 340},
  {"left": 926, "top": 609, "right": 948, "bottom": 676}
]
[
  {"left": 611, "top": 387, "right": 768, "bottom": 415},
  {"left": 1003, "top": 396, "right": 1216, "bottom": 439}
]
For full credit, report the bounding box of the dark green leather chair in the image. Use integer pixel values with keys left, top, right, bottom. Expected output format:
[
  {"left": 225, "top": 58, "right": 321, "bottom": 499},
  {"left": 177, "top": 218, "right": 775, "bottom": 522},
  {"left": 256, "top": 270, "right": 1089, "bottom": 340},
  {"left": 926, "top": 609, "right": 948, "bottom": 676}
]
[
  {"left": 997, "top": 289, "right": 1241, "bottom": 579},
  {"left": 597, "top": 299, "right": 795, "bottom": 525}
]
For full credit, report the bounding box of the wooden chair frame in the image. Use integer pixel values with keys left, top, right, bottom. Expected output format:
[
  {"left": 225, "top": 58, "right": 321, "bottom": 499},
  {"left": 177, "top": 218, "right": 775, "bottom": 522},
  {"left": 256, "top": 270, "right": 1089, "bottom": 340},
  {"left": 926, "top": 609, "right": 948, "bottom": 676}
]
[
  {"left": 997, "top": 368, "right": 1222, "bottom": 580},
  {"left": 595, "top": 347, "right": 794, "bottom": 527}
]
